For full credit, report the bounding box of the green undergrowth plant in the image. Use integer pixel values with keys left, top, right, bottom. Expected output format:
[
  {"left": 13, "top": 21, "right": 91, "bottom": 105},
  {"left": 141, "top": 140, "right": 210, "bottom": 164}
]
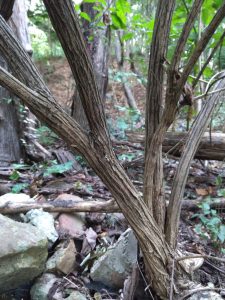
[
  {"left": 107, "top": 105, "right": 143, "bottom": 139},
  {"left": 36, "top": 125, "right": 58, "bottom": 146},
  {"left": 10, "top": 163, "right": 30, "bottom": 193},
  {"left": 9, "top": 160, "right": 74, "bottom": 193},
  {"left": 192, "top": 195, "right": 225, "bottom": 251},
  {"left": 42, "top": 160, "right": 74, "bottom": 176}
]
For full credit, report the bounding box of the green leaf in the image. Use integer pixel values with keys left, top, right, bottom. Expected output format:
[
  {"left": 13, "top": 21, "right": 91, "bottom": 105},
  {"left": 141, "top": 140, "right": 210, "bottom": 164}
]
[
  {"left": 80, "top": 12, "right": 91, "bottom": 22},
  {"left": 217, "top": 189, "right": 225, "bottom": 197},
  {"left": 199, "top": 215, "right": 208, "bottom": 225},
  {"left": 12, "top": 163, "right": 30, "bottom": 170},
  {"left": 43, "top": 161, "right": 74, "bottom": 177},
  {"left": 215, "top": 175, "right": 222, "bottom": 186},
  {"left": 11, "top": 183, "right": 29, "bottom": 194},
  {"left": 111, "top": 12, "right": 126, "bottom": 29},
  {"left": 84, "top": 0, "right": 106, "bottom": 4},
  {"left": 201, "top": 202, "right": 210, "bottom": 214},
  {"left": 118, "top": 153, "right": 135, "bottom": 161},
  {"left": 195, "top": 224, "right": 202, "bottom": 234},
  {"left": 207, "top": 217, "right": 220, "bottom": 227},
  {"left": 121, "top": 32, "right": 134, "bottom": 41},
  {"left": 10, "top": 170, "right": 20, "bottom": 181},
  {"left": 218, "top": 225, "right": 225, "bottom": 243},
  {"left": 117, "top": 118, "right": 128, "bottom": 131}
]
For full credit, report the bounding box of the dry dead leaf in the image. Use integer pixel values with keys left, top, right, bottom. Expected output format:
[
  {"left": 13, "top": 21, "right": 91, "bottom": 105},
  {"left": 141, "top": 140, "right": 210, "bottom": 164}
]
[{"left": 195, "top": 188, "right": 208, "bottom": 196}]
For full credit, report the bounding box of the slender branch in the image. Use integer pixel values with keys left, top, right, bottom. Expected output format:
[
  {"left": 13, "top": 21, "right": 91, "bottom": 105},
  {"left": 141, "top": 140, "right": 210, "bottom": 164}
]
[
  {"left": 0, "top": 0, "right": 15, "bottom": 20},
  {"left": 193, "top": 30, "right": 225, "bottom": 88},
  {"left": 181, "top": 0, "right": 198, "bottom": 37},
  {"left": 189, "top": 75, "right": 208, "bottom": 83},
  {"left": 165, "top": 74, "right": 225, "bottom": 249},
  {"left": 171, "top": 0, "right": 204, "bottom": 71},
  {"left": 145, "top": 0, "right": 175, "bottom": 148},
  {"left": 180, "top": 2, "right": 225, "bottom": 89},
  {"left": 205, "top": 71, "right": 225, "bottom": 92},
  {"left": 194, "top": 86, "right": 225, "bottom": 100}
]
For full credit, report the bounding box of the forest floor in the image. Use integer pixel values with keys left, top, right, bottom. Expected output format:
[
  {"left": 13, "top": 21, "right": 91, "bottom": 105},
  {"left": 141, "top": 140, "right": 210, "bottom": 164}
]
[{"left": 1, "top": 57, "right": 225, "bottom": 299}]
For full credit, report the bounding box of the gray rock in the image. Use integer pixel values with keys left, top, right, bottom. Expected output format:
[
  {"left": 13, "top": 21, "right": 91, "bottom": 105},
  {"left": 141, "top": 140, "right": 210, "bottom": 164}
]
[
  {"left": 0, "top": 214, "right": 48, "bottom": 292},
  {"left": 90, "top": 228, "right": 137, "bottom": 289},
  {"left": 30, "top": 273, "right": 60, "bottom": 300},
  {"left": 188, "top": 291, "right": 223, "bottom": 300},
  {"left": 57, "top": 213, "right": 85, "bottom": 239},
  {"left": 0, "top": 193, "right": 33, "bottom": 205},
  {"left": 65, "top": 291, "right": 88, "bottom": 300},
  {"left": 26, "top": 209, "right": 58, "bottom": 243},
  {"left": 46, "top": 239, "right": 76, "bottom": 274}
]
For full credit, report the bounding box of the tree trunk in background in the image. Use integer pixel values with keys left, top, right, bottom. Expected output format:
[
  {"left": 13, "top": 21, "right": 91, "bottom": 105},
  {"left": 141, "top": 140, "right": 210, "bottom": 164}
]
[
  {"left": 0, "top": 0, "right": 33, "bottom": 165},
  {"left": 0, "top": 56, "right": 21, "bottom": 165},
  {"left": 71, "top": 2, "right": 110, "bottom": 130},
  {"left": 115, "top": 30, "right": 138, "bottom": 110},
  {"left": 7, "top": 0, "right": 32, "bottom": 55}
]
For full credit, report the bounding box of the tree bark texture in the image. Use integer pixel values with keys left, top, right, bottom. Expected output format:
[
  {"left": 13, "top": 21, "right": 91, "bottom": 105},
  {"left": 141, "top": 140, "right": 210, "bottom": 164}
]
[
  {"left": 0, "top": 0, "right": 225, "bottom": 298},
  {"left": 143, "top": 0, "right": 225, "bottom": 235},
  {"left": 144, "top": 0, "right": 175, "bottom": 228},
  {"left": 0, "top": 0, "right": 30, "bottom": 164},
  {"left": 166, "top": 76, "right": 225, "bottom": 249},
  {"left": 0, "top": 9, "right": 172, "bottom": 299},
  {"left": 0, "top": 56, "right": 21, "bottom": 165},
  {"left": 7, "top": 0, "right": 32, "bottom": 54},
  {"left": 71, "top": 1, "right": 110, "bottom": 130}
]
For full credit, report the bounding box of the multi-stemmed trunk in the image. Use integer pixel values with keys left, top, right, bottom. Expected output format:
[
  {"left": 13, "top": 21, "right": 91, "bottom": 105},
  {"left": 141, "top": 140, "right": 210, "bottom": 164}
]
[{"left": 0, "top": 0, "right": 225, "bottom": 298}]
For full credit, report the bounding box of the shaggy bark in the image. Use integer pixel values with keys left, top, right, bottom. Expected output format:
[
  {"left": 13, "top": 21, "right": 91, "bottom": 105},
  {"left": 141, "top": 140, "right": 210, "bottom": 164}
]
[
  {"left": 71, "top": 1, "right": 110, "bottom": 130},
  {"left": 144, "top": 0, "right": 225, "bottom": 232},
  {"left": 0, "top": 0, "right": 225, "bottom": 297},
  {"left": 166, "top": 76, "right": 225, "bottom": 249},
  {"left": 0, "top": 12, "right": 172, "bottom": 298},
  {"left": 144, "top": 0, "right": 175, "bottom": 228},
  {"left": 0, "top": 56, "right": 21, "bottom": 164},
  {"left": 0, "top": 0, "right": 31, "bottom": 164}
]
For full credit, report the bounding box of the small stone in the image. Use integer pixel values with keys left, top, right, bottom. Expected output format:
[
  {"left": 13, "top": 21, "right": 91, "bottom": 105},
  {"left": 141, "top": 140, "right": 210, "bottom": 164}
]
[
  {"left": 90, "top": 228, "right": 137, "bottom": 288},
  {"left": 26, "top": 209, "right": 58, "bottom": 243},
  {"left": 46, "top": 239, "right": 76, "bottom": 274},
  {"left": 30, "top": 273, "right": 60, "bottom": 300},
  {"left": 57, "top": 213, "right": 85, "bottom": 239},
  {"left": 65, "top": 291, "right": 88, "bottom": 300}
]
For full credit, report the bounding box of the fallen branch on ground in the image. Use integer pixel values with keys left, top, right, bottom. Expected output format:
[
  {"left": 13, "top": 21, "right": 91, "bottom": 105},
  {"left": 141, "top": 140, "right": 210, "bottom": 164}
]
[
  {"left": 1, "top": 196, "right": 225, "bottom": 214},
  {"left": 126, "top": 131, "right": 225, "bottom": 161}
]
